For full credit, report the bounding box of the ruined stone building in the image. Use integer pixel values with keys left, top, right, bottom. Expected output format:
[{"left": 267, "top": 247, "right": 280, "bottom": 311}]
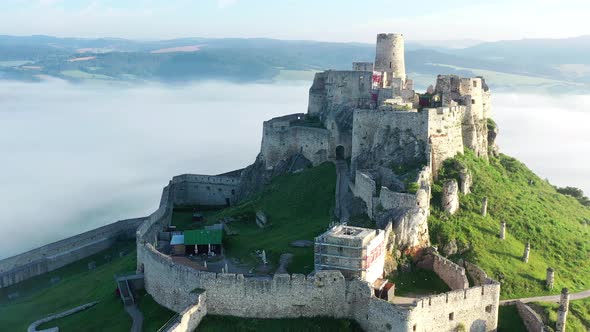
[{"left": 257, "top": 32, "right": 494, "bottom": 253}]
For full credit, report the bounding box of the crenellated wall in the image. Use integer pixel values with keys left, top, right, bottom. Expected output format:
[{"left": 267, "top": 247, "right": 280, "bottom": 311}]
[
  {"left": 136, "top": 182, "right": 499, "bottom": 332},
  {"left": 0, "top": 217, "right": 143, "bottom": 288},
  {"left": 409, "top": 282, "right": 500, "bottom": 332}
]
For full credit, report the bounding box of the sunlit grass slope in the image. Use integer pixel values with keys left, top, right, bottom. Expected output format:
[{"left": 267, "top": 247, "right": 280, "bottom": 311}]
[
  {"left": 429, "top": 151, "right": 590, "bottom": 299},
  {"left": 207, "top": 162, "right": 336, "bottom": 274},
  {"left": 0, "top": 242, "right": 174, "bottom": 331}
]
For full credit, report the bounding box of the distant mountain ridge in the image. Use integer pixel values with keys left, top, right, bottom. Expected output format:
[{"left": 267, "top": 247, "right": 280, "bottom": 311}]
[{"left": 0, "top": 35, "right": 588, "bottom": 92}]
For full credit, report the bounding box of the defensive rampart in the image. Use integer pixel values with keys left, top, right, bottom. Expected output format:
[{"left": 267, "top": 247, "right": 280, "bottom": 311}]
[
  {"left": 0, "top": 217, "right": 143, "bottom": 288},
  {"left": 137, "top": 182, "right": 499, "bottom": 332}
]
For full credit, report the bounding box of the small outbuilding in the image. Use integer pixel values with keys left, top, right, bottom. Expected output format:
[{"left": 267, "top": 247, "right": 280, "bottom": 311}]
[{"left": 184, "top": 229, "right": 223, "bottom": 256}]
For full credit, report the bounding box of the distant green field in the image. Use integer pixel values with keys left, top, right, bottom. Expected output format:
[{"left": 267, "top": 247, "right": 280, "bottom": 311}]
[
  {"left": 532, "top": 298, "right": 590, "bottom": 331},
  {"left": 204, "top": 163, "right": 336, "bottom": 274},
  {"left": 426, "top": 63, "right": 583, "bottom": 91},
  {"left": 61, "top": 70, "right": 113, "bottom": 80},
  {"left": 198, "top": 315, "right": 364, "bottom": 332},
  {"left": 0, "top": 241, "right": 174, "bottom": 331},
  {"left": 429, "top": 151, "right": 590, "bottom": 299},
  {"left": 0, "top": 60, "right": 31, "bottom": 67}
]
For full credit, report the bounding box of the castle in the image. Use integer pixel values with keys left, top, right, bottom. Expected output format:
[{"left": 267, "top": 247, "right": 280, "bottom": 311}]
[
  {"left": 1, "top": 33, "right": 503, "bottom": 332},
  {"left": 259, "top": 33, "right": 495, "bottom": 252},
  {"left": 131, "top": 33, "right": 500, "bottom": 331}
]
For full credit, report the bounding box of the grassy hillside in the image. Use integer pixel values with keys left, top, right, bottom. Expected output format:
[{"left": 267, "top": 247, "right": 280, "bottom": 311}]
[
  {"left": 429, "top": 151, "right": 590, "bottom": 299},
  {"left": 205, "top": 163, "right": 336, "bottom": 274},
  {"left": 533, "top": 298, "right": 590, "bottom": 331},
  {"left": 0, "top": 242, "right": 175, "bottom": 331}
]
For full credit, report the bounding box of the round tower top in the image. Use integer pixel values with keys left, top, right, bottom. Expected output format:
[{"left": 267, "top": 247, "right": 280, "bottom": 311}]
[{"left": 377, "top": 33, "right": 404, "bottom": 38}]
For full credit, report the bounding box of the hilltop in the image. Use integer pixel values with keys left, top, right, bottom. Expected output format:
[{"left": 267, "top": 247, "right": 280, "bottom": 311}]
[{"left": 429, "top": 151, "right": 590, "bottom": 299}]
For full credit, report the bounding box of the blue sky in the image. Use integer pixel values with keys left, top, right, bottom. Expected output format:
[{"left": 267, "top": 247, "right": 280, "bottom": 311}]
[{"left": 2, "top": 0, "right": 589, "bottom": 41}]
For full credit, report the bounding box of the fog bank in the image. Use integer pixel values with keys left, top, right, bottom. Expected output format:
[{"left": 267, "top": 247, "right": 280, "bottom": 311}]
[
  {"left": 493, "top": 93, "right": 590, "bottom": 196},
  {"left": 0, "top": 80, "right": 588, "bottom": 259},
  {"left": 0, "top": 80, "right": 309, "bottom": 259}
]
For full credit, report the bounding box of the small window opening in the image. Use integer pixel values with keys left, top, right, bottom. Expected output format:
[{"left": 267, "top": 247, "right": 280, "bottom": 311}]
[
  {"left": 473, "top": 81, "right": 477, "bottom": 87},
  {"left": 449, "top": 312, "right": 454, "bottom": 321},
  {"left": 471, "top": 99, "right": 476, "bottom": 105},
  {"left": 485, "top": 305, "right": 493, "bottom": 313},
  {"left": 413, "top": 325, "right": 417, "bottom": 331}
]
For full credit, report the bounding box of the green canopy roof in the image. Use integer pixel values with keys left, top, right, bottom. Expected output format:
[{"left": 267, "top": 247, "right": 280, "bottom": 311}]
[{"left": 183, "top": 229, "right": 222, "bottom": 245}]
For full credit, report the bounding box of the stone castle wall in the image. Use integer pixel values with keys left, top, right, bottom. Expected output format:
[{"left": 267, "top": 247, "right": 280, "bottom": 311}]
[
  {"left": 0, "top": 217, "right": 143, "bottom": 288},
  {"left": 260, "top": 114, "right": 331, "bottom": 169},
  {"left": 308, "top": 71, "right": 372, "bottom": 115},
  {"left": 139, "top": 238, "right": 499, "bottom": 332},
  {"left": 137, "top": 182, "right": 499, "bottom": 332},
  {"left": 165, "top": 293, "right": 207, "bottom": 332},
  {"left": 409, "top": 282, "right": 500, "bottom": 332},
  {"left": 432, "top": 254, "right": 470, "bottom": 290},
  {"left": 169, "top": 173, "right": 240, "bottom": 207},
  {"left": 434, "top": 75, "right": 490, "bottom": 159},
  {"left": 515, "top": 301, "right": 546, "bottom": 332},
  {"left": 425, "top": 107, "right": 465, "bottom": 176}
]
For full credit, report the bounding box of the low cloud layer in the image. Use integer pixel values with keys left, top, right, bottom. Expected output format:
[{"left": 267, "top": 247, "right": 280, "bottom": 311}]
[
  {"left": 0, "top": 79, "right": 309, "bottom": 258},
  {"left": 493, "top": 93, "right": 590, "bottom": 196},
  {"left": 0, "top": 80, "right": 588, "bottom": 259}
]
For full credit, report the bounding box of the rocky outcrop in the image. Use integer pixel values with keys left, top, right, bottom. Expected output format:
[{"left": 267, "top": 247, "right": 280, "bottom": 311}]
[
  {"left": 236, "top": 153, "right": 312, "bottom": 202},
  {"left": 487, "top": 119, "right": 499, "bottom": 157},
  {"left": 442, "top": 180, "right": 459, "bottom": 215},
  {"left": 442, "top": 239, "right": 458, "bottom": 256},
  {"left": 375, "top": 207, "right": 430, "bottom": 251}
]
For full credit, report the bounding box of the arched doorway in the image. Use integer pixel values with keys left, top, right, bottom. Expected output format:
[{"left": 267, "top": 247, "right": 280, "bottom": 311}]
[{"left": 335, "top": 145, "right": 345, "bottom": 160}]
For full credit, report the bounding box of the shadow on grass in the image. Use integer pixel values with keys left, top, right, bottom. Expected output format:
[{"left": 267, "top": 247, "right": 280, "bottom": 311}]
[{"left": 489, "top": 249, "right": 521, "bottom": 261}]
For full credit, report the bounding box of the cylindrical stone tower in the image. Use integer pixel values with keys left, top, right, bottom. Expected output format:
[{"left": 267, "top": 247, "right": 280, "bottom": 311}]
[
  {"left": 556, "top": 288, "right": 570, "bottom": 332},
  {"left": 374, "top": 33, "right": 406, "bottom": 82},
  {"left": 522, "top": 242, "right": 531, "bottom": 263},
  {"left": 546, "top": 267, "right": 555, "bottom": 290}
]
